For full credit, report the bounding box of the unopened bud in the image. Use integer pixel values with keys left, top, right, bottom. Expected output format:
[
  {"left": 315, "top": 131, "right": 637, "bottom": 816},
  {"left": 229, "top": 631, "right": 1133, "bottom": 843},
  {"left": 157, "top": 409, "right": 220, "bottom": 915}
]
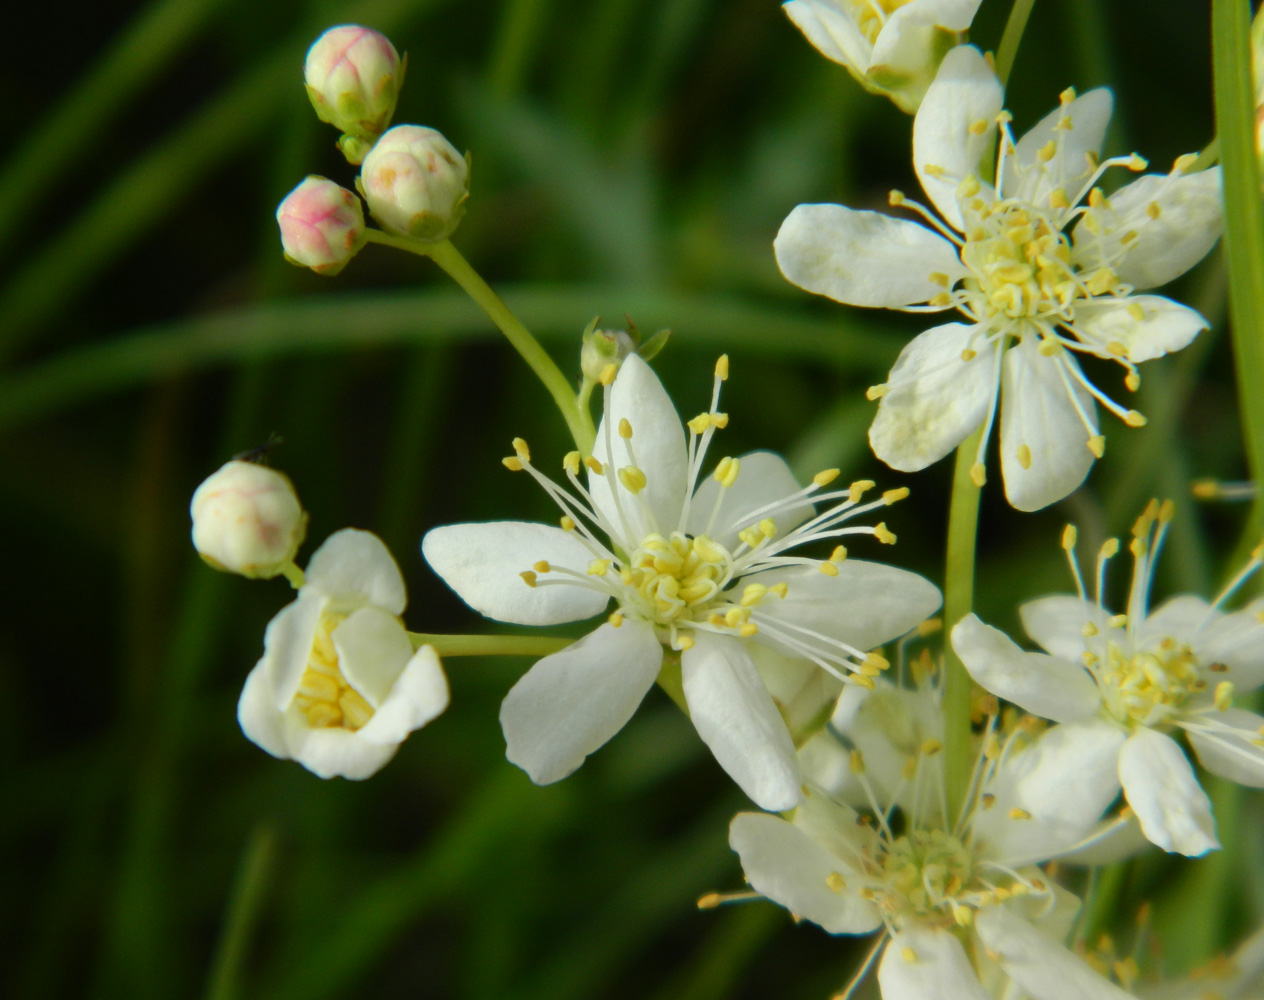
[
  {"left": 359, "top": 125, "right": 470, "bottom": 241},
  {"left": 276, "top": 176, "right": 367, "bottom": 275},
  {"left": 304, "top": 25, "right": 404, "bottom": 162},
  {"left": 190, "top": 461, "right": 307, "bottom": 579},
  {"left": 580, "top": 325, "right": 637, "bottom": 383}
]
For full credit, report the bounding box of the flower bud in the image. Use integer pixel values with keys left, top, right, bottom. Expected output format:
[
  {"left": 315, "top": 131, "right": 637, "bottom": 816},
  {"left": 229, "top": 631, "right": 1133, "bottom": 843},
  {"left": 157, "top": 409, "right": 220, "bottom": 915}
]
[
  {"left": 276, "top": 176, "right": 367, "bottom": 275},
  {"left": 580, "top": 326, "right": 637, "bottom": 384},
  {"left": 190, "top": 461, "right": 308, "bottom": 579},
  {"left": 304, "top": 25, "right": 404, "bottom": 158},
  {"left": 359, "top": 125, "right": 469, "bottom": 242}
]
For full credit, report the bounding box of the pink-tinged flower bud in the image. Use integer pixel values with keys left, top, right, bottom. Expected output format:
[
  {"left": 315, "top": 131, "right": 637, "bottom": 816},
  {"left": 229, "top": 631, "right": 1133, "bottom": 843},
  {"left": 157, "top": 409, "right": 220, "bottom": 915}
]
[
  {"left": 191, "top": 461, "right": 308, "bottom": 579},
  {"left": 304, "top": 25, "right": 404, "bottom": 158},
  {"left": 359, "top": 125, "right": 469, "bottom": 242},
  {"left": 276, "top": 176, "right": 367, "bottom": 276}
]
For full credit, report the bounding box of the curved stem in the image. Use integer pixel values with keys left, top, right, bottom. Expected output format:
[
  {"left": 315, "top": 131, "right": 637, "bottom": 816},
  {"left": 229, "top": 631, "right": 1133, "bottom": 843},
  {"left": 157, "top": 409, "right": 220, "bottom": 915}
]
[
  {"left": 407, "top": 632, "right": 572, "bottom": 657},
  {"left": 365, "top": 231, "right": 591, "bottom": 453}
]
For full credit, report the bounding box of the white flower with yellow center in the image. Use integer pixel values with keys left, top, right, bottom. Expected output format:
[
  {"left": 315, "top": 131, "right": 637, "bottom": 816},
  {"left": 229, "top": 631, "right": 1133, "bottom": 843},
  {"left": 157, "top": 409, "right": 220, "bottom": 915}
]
[
  {"left": 952, "top": 502, "right": 1264, "bottom": 856},
  {"left": 422, "top": 355, "right": 940, "bottom": 811},
  {"left": 784, "top": 0, "right": 980, "bottom": 112},
  {"left": 728, "top": 675, "right": 1132, "bottom": 1000},
  {"left": 239, "top": 529, "right": 449, "bottom": 779},
  {"left": 775, "top": 45, "right": 1223, "bottom": 511}
]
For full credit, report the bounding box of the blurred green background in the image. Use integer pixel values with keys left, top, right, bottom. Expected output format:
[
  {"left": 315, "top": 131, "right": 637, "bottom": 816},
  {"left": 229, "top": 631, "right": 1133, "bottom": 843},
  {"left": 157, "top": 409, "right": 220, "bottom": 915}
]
[{"left": 3, "top": 0, "right": 1258, "bottom": 997}]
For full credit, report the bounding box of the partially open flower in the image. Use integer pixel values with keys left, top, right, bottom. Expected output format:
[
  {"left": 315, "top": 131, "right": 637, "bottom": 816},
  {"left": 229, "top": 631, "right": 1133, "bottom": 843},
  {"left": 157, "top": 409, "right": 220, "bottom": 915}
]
[
  {"left": 190, "top": 460, "right": 307, "bottom": 579},
  {"left": 276, "top": 176, "right": 367, "bottom": 276},
  {"left": 304, "top": 25, "right": 404, "bottom": 161},
  {"left": 359, "top": 125, "right": 469, "bottom": 242}
]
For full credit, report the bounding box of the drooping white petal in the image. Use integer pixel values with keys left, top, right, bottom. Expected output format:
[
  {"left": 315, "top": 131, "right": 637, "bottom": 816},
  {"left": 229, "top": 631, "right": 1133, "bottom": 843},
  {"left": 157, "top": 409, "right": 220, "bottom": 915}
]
[
  {"left": 774, "top": 204, "right": 965, "bottom": 308},
  {"left": 869, "top": 322, "right": 997, "bottom": 472},
  {"left": 281, "top": 721, "right": 398, "bottom": 780},
  {"left": 751, "top": 561, "right": 942, "bottom": 662},
  {"left": 877, "top": 927, "right": 992, "bottom": 1000},
  {"left": 500, "top": 620, "right": 662, "bottom": 785},
  {"left": 357, "top": 645, "right": 450, "bottom": 746},
  {"left": 687, "top": 450, "right": 813, "bottom": 550},
  {"left": 1198, "top": 597, "right": 1264, "bottom": 692},
  {"left": 913, "top": 45, "right": 1003, "bottom": 231},
  {"left": 1071, "top": 296, "right": 1207, "bottom": 364},
  {"left": 423, "top": 521, "right": 610, "bottom": 626},
  {"left": 238, "top": 660, "right": 289, "bottom": 759},
  {"left": 262, "top": 592, "right": 325, "bottom": 710},
  {"left": 332, "top": 606, "right": 415, "bottom": 708},
  {"left": 999, "top": 337, "right": 1097, "bottom": 512},
  {"left": 975, "top": 907, "right": 1134, "bottom": 1000},
  {"left": 1019, "top": 595, "right": 1114, "bottom": 661},
  {"left": 1074, "top": 168, "right": 1223, "bottom": 291},
  {"left": 728, "top": 812, "right": 882, "bottom": 934},
  {"left": 682, "top": 631, "right": 802, "bottom": 810},
  {"left": 1185, "top": 708, "right": 1264, "bottom": 788},
  {"left": 589, "top": 354, "right": 689, "bottom": 545},
  {"left": 1006, "top": 88, "right": 1112, "bottom": 206},
  {"left": 303, "top": 528, "right": 406, "bottom": 615},
  {"left": 951, "top": 614, "right": 1099, "bottom": 723},
  {"left": 1118, "top": 726, "right": 1219, "bottom": 856},
  {"left": 872, "top": 0, "right": 983, "bottom": 75},
  {"left": 783, "top": 0, "right": 872, "bottom": 75}
]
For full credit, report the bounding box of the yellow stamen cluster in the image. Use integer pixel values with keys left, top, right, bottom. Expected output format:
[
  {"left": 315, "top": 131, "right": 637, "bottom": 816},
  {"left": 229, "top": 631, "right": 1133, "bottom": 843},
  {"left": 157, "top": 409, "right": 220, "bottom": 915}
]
[
  {"left": 621, "top": 532, "right": 732, "bottom": 625},
  {"left": 1100, "top": 639, "right": 1203, "bottom": 726},
  {"left": 291, "top": 612, "right": 375, "bottom": 730}
]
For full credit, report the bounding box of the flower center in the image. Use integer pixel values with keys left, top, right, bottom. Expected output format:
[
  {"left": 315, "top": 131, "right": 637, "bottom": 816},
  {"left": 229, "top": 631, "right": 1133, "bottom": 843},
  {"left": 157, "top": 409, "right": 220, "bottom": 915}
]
[
  {"left": 291, "top": 612, "right": 376, "bottom": 730},
  {"left": 621, "top": 531, "right": 732, "bottom": 626},
  {"left": 874, "top": 829, "right": 976, "bottom": 920},
  {"left": 1100, "top": 638, "right": 1203, "bottom": 727},
  {"left": 852, "top": 0, "right": 913, "bottom": 44}
]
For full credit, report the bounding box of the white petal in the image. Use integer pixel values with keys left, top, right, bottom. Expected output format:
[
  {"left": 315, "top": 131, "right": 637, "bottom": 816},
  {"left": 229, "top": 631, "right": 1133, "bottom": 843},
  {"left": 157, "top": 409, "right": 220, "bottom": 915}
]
[
  {"left": 357, "top": 645, "right": 450, "bottom": 746},
  {"left": 783, "top": 0, "right": 872, "bottom": 75},
  {"left": 872, "top": 0, "right": 984, "bottom": 75},
  {"left": 877, "top": 927, "right": 992, "bottom": 1000},
  {"left": 831, "top": 679, "right": 943, "bottom": 806},
  {"left": 749, "top": 642, "right": 844, "bottom": 736},
  {"left": 774, "top": 204, "right": 965, "bottom": 308},
  {"left": 1074, "top": 168, "right": 1223, "bottom": 290},
  {"left": 423, "top": 521, "right": 610, "bottom": 626},
  {"left": 332, "top": 606, "right": 415, "bottom": 708},
  {"left": 869, "top": 322, "right": 997, "bottom": 472},
  {"left": 1138, "top": 594, "right": 1215, "bottom": 647},
  {"left": 1071, "top": 296, "right": 1207, "bottom": 363},
  {"left": 262, "top": 593, "right": 325, "bottom": 710},
  {"left": 751, "top": 561, "right": 942, "bottom": 660},
  {"left": 588, "top": 354, "right": 688, "bottom": 544},
  {"left": 687, "top": 450, "right": 812, "bottom": 551},
  {"left": 682, "top": 632, "right": 802, "bottom": 810},
  {"left": 999, "top": 338, "right": 1097, "bottom": 512},
  {"left": 1007, "top": 88, "right": 1112, "bottom": 205},
  {"left": 1118, "top": 727, "right": 1219, "bottom": 855},
  {"left": 1055, "top": 813, "right": 1150, "bottom": 866},
  {"left": 951, "top": 614, "right": 1099, "bottom": 723},
  {"left": 1019, "top": 595, "right": 1113, "bottom": 660},
  {"left": 793, "top": 785, "right": 879, "bottom": 861},
  {"left": 303, "top": 528, "right": 406, "bottom": 615},
  {"left": 281, "top": 723, "right": 398, "bottom": 780},
  {"left": 238, "top": 660, "right": 289, "bottom": 759},
  {"left": 913, "top": 45, "right": 1003, "bottom": 231},
  {"left": 1197, "top": 598, "right": 1264, "bottom": 692},
  {"left": 728, "top": 812, "right": 882, "bottom": 934},
  {"left": 1185, "top": 708, "right": 1264, "bottom": 788},
  {"left": 975, "top": 908, "right": 1134, "bottom": 1000},
  {"left": 499, "top": 620, "right": 662, "bottom": 784}
]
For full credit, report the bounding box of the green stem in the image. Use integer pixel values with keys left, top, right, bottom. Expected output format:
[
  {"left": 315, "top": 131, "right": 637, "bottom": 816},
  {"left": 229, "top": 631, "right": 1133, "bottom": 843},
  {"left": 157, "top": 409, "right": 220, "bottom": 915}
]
[
  {"left": 1213, "top": 0, "right": 1264, "bottom": 567},
  {"left": 407, "top": 632, "right": 572, "bottom": 657},
  {"left": 942, "top": 426, "right": 984, "bottom": 823},
  {"left": 994, "top": 0, "right": 1037, "bottom": 88},
  {"left": 364, "top": 231, "right": 591, "bottom": 453},
  {"left": 203, "top": 824, "right": 277, "bottom": 1000}
]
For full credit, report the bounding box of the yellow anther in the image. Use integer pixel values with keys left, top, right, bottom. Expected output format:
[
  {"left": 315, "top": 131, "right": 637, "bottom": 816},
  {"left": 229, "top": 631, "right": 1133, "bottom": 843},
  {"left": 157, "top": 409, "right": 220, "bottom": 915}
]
[
  {"left": 1101, "top": 538, "right": 1120, "bottom": 559},
  {"left": 1107, "top": 341, "right": 1129, "bottom": 357},
  {"left": 560, "top": 515, "right": 576, "bottom": 532},
  {"left": 599, "top": 363, "right": 618, "bottom": 386},
  {"left": 1146, "top": 201, "right": 1162, "bottom": 220},
  {"left": 677, "top": 633, "right": 695, "bottom": 651},
  {"left": 618, "top": 417, "right": 633, "bottom": 439},
  {"left": 1082, "top": 651, "right": 1099, "bottom": 667},
  {"left": 715, "top": 355, "right": 730, "bottom": 380},
  {"left": 563, "top": 451, "right": 581, "bottom": 476},
  {"left": 848, "top": 479, "right": 875, "bottom": 502},
  {"left": 930, "top": 292, "right": 953, "bottom": 307},
  {"left": 1049, "top": 188, "right": 1070, "bottom": 210},
  {"left": 1108, "top": 613, "right": 1128, "bottom": 628},
  {"left": 874, "top": 522, "right": 897, "bottom": 545},
  {"left": 813, "top": 468, "right": 841, "bottom": 487},
  {"left": 902, "top": 757, "right": 918, "bottom": 779},
  {"left": 739, "top": 623, "right": 759, "bottom": 638},
  {"left": 1088, "top": 435, "right": 1106, "bottom": 458},
  {"left": 1127, "top": 302, "right": 1146, "bottom": 322},
  {"left": 923, "top": 163, "right": 945, "bottom": 177},
  {"left": 970, "top": 462, "right": 986, "bottom": 486},
  {"left": 1009, "top": 808, "right": 1032, "bottom": 820},
  {"left": 687, "top": 412, "right": 711, "bottom": 435},
  {"left": 769, "top": 582, "right": 789, "bottom": 599},
  {"left": 889, "top": 189, "right": 906, "bottom": 206},
  {"left": 760, "top": 518, "right": 777, "bottom": 538},
  {"left": 1124, "top": 410, "right": 1147, "bottom": 428},
  {"left": 1062, "top": 524, "right": 1078, "bottom": 550},
  {"left": 883, "top": 487, "right": 910, "bottom": 505},
  {"left": 585, "top": 456, "right": 604, "bottom": 475},
  {"left": 714, "top": 456, "right": 741, "bottom": 488},
  {"left": 853, "top": 674, "right": 876, "bottom": 690},
  {"left": 1172, "top": 152, "right": 1197, "bottom": 173},
  {"left": 740, "top": 584, "right": 768, "bottom": 607},
  {"left": 1114, "top": 957, "right": 1140, "bottom": 990},
  {"left": 849, "top": 749, "right": 865, "bottom": 774},
  {"left": 901, "top": 947, "right": 918, "bottom": 964},
  {"left": 984, "top": 733, "right": 1001, "bottom": 759},
  {"left": 520, "top": 571, "right": 537, "bottom": 587},
  {"left": 1037, "top": 139, "right": 1057, "bottom": 163},
  {"left": 929, "top": 272, "right": 950, "bottom": 287},
  {"left": 512, "top": 437, "right": 531, "bottom": 461},
  {"left": 725, "top": 608, "right": 745, "bottom": 628},
  {"left": 1120, "top": 229, "right": 1139, "bottom": 245},
  {"left": 1158, "top": 499, "right": 1175, "bottom": 523},
  {"left": 1038, "top": 338, "right": 1061, "bottom": 357},
  {"left": 968, "top": 118, "right": 990, "bottom": 137},
  {"left": 826, "top": 872, "right": 847, "bottom": 893},
  {"left": 954, "top": 906, "right": 974, "bottom": 928},
  {"left": 1127, "top": 153, "right": 1148, "bottom": 171},
  {"left": 1082, "top": 621, "right": 1099, "bottom": 637},
  {"left": 917, "top": 618, "right": 943, "bottom": 638},
  {"left": 710, "top": 412, "right": 729, "bottom": 429},
  {"left": 618, "top": 466, "right": 648, "bottom": 493},
  {"left": 818, "top": 560, "right": 839, "bottom": 577},
  {"left": 866, "top": 384, "right": 889, "bottom": 400},
  {"left": 864, "top": 652, "right": 890, "bottom": 672},
  {"left": 533, "top": 560, "right": 551, "bottom": 573},
  {"left": 1088, "top": 187, "right": 1106, "bottom": 209},
  {"left": 830, "top": 545, "right": 848, "bottom": 562},
  {"left": 961, "top": 348, "right": 977, "bottom": 361},
  {"left": 959, "top": 174, "right": 981, "bottom": 198},
  {"left": 1017, "top": 444, "right": 1033, "bottom": 470},
  {"left": 981, "top": 792, "right": 996, "bottom": 810},
  {"left": 1125, "top": 372, "right": 1141, "bottom": 392},
  {"left": 502, "top": 456, "right": 525, "bottom": 472},
  {"left": 587, "top": 559, "right": 610, "bottom": 575},
  {"left": 1214, "top": 681, "right": 1235, "bottom": 711},
  {"left": 1059, "top": 86, "right": 1076, "bottom": 105},
  {"left": 921, "top": 739, "right": 943, "bottom": 757},
  {"left": 608, "top": 611, "right": 624, "bottom": 628}
]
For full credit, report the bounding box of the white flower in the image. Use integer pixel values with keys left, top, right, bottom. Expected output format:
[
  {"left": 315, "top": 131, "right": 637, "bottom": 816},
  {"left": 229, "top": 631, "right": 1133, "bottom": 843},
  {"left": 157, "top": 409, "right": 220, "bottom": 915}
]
[
  {"left": 775, "top": 45, "right": 1223, "bottom": 511},
  {"left": 190, "top": 460, "right": 307, "bottom": 579},
  {"left": 783, "top": 0, "right": 981, "bottom": 112},
  {"left": 239, "top": 529, "right": 449, "bottom": 779},
  {"left": 729, "top": 675, "right": 1131, "bottom": 1000},
  {"left": 422, "top": 355, "right": 940, "bottom": 810},
  {"left": 952, "top": 502, "right": 1264, "bottom": 856}
]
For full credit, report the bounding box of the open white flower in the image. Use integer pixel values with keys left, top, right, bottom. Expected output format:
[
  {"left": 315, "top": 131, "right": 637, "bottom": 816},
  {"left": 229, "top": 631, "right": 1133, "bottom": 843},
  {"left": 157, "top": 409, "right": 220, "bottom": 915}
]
[
  {"left": 729, "top": 673, "right": 1131, "bottom": 1000},
  {"left": 239, "top": 529, "right": 449, "bottom": 779},
  {"left": 423, "top": 355, "right": 940, "bottom": 810},
  {"left": 783, "top": 0, "right": 980, "bottom": 112},
  {"left": 952, "top": 502, "right": 1264, "bottom": 856},
  {"left": 775, "top": 45, "right": 1222, "bottom": 510}
]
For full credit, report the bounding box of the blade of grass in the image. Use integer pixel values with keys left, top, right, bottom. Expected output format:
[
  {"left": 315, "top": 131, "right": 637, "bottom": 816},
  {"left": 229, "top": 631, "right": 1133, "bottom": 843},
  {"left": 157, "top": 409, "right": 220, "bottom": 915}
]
[{"left": 203, "top": 824, "right": 279, "bottom": 1000}]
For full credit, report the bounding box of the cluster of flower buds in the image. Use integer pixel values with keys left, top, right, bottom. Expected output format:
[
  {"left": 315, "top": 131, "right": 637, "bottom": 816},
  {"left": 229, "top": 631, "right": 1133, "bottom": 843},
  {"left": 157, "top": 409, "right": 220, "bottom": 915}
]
[{"left": 278, "top": 25, "right": 471, "bottom": 276}]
